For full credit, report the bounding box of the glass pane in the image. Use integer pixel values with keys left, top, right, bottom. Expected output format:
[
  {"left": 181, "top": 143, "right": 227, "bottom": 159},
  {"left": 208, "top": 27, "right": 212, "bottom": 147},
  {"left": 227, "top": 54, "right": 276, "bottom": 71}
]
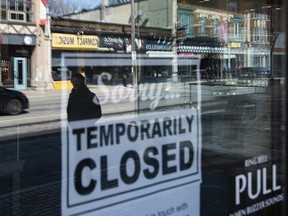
[
  {"left": 17, "top": 60, "right": 23, "bottom": 84},
  {"left": 18, "top": 0, "right": 24, "bottom": 11},
  {"left": 1, "top": 9, "right": 6, "bottom": 20},
  {"left": 0, "top": 0, "right": 286, "bottom": 216},
  {"left": 9, "top": 0, "right": 15, "bottom": 10},
  {"left": 25, "top": 1, "right": 32, "bottom": 12},
  {"left": 1, "top": 0, "right": 7, "bottom": 9},
  {"left": 10, "top": 12, "right": 16, "bottom": 19}
]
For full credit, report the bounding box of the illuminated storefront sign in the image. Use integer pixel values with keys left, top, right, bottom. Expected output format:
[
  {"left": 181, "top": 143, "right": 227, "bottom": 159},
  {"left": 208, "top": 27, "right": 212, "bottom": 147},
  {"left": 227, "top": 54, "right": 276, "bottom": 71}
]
[{"left": 52, "top": 33, "right": 99, "bottom": 50}]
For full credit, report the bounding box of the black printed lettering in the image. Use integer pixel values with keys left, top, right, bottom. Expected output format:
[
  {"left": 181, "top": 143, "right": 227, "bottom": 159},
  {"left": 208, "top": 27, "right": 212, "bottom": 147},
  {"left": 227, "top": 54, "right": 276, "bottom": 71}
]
[
  {"left": 120, "top": 151, "right": 141, "bottom": 184},
  {"left": 180, "top": 140, "right": 194, "bottom": 171},
  {"left": 151, "top": 120, "right": 162, "bottom": 138},
  {"left": 101, "top": 155, "right": 118, "bottom": 190},
  {"left": 127, "top": 124, "right": 139, "bottom": 142},
  {"left": 143, "top": 147, "right": 159, "bottom": 179},
  {"left": 173, "top": 118, "right": 177, "bottom": 135},
  {"left": 162, "top": 143, "right": 177, "bottom": 175},
  {"left": 178, "top": 117, "right": 186, "bottom": 134},
  {"left": 87, "top": 126, "right": 98, "bottom": 149},
  {"left": 115, "top": 123, "right": 126, "bottom": 144},
  {"left": 73, "top": 128, "right": 85, "bottom": 151},
  {"left": 74, "top": 158, "right": 96, "bottom": 195},
  {"left": 140, "top": 121, "right": 151, "bottom": 140},
  {"left": 100, "top": 125, "right": 114, "bottom": 147},
  {"left": 163, "top": 118, "right": 173, "bottom": 136},
  {"left": 186, "top": 115, "right": 194, "bottom": 132}
]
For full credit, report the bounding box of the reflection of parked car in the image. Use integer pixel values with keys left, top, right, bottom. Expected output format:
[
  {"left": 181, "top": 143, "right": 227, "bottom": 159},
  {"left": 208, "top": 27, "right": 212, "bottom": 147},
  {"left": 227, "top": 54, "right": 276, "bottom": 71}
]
[
  {"left": 0, "top": 86, "right": 29, "bottom": 115},
  {"left": 235, "top": 67, "right": 270, "bottom": 78}
]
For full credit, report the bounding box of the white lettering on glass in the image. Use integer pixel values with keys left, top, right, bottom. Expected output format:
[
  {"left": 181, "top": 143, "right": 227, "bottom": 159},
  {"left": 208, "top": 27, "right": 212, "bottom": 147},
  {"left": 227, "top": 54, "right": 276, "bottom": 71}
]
[
  {"left": 97, "top": 73, "right": 180, "bottom": 110},
  {"left": 235, "top": 165, "right": 281, "bottom": 205}
]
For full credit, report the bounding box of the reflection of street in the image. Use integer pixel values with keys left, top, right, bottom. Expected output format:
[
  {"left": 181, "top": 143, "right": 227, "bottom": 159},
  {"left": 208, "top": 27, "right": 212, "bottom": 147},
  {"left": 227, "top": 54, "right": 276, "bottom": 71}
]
[
  {"left": 0, "top": 81, "right": 277, "bottom": 215},
  {"left": 0, "top": 130, "right": 233, "bottom": 215},
  {"left": 0, "top": 82, "right": 272, "bottom": 156},
  {"left": 0, "top": 131, "right": 61, "bottom": 215},
  {"left": 0, "top": 114, "right": 276, "bottom": 215},
  {"left": 202, "top": 87, "right": 273, "bottom": 157}
]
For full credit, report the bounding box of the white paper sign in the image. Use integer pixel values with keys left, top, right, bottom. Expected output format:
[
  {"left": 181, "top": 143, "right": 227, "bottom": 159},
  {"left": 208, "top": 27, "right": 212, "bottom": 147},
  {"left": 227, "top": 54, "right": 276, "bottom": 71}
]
[{"left": 62, "top": 109, "right": 201, "bottom": 216}]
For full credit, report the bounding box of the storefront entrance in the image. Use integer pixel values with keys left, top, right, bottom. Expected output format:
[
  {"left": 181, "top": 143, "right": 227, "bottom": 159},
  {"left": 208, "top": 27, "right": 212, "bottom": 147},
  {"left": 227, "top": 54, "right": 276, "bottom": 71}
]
[{"left": 13, "top": 57, "right": 27, "bottom": 90}]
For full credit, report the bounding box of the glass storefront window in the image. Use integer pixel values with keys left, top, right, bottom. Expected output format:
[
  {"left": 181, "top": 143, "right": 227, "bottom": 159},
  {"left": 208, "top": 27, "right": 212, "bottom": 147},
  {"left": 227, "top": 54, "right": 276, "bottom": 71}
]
[{"left": 0, "top": 0, "right": 287, "bottom": 215}]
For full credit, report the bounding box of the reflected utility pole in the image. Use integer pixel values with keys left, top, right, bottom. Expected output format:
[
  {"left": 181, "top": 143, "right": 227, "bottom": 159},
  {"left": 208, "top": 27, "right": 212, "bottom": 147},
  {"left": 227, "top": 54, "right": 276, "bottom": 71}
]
[
  {"left": 172, "top": 0, "right": 178, "bottom": 83},
  {"left": 0, "top": 7, "right": 2, "bottom": 86},
  {"left": 131, "top": 0, "right": 137, "bottom": 87},
  {"left": 0, "top": 35, "right": 2, "bottom": 86},
  {"left": 267, "top": 6, "right": 280, "bottom": 79},
  {"left": 131, "top": 0, "right": 139, "bottom": 115}
]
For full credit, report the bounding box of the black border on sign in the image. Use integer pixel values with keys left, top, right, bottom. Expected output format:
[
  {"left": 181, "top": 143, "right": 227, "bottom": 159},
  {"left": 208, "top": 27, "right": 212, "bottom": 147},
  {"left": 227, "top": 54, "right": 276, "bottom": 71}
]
[{"left": 65, "top": 110, "right": 201, "bottom": 211}]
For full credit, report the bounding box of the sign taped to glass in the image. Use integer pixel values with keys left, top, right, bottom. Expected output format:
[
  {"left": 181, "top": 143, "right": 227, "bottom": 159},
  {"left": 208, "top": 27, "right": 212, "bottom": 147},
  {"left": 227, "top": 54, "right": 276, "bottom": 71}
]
[{"left": 60, "top": 53, "right": 202, "bottom": 216}]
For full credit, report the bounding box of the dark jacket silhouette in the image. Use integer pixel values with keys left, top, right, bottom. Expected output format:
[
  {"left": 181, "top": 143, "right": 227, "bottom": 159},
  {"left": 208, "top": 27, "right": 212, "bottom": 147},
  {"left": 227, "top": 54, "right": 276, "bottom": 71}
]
[{"left": 67, "top": 73, "right": 102, "bottom": 122}]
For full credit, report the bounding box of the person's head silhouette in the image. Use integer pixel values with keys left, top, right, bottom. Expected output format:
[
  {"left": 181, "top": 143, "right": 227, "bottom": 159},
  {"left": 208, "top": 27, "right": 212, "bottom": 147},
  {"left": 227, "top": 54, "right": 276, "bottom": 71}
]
[{"left": 71, "top": 73, "right": 85, "bottom": 90}]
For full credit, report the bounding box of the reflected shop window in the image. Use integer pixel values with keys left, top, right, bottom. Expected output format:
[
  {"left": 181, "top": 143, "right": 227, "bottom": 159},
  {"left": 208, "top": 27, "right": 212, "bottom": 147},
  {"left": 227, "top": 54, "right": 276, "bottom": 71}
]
[{"left": 0, "top": 0, "right": 287, "bottom": 216}]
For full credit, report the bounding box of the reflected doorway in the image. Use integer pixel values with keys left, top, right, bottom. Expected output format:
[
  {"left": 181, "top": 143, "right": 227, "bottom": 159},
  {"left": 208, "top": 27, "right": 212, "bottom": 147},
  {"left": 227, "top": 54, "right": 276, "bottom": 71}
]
[{"left": 13, "top": 57, "right": 27, "bottom": 90}]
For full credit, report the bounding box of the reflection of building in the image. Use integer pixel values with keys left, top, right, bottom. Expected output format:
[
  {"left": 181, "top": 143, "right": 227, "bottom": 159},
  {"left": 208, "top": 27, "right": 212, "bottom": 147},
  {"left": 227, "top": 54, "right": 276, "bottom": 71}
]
[
  {"left": 62, "top": 0, "right": 275, "bottom": 79},
  {"left": 244, "top": 11, "right": 270, "bottom": 69},
  {"left": 0, "top": 0, "right": 51, "bottom": 90},
  {"left": 177, "top": 4, "right": 273, "bottom": 75},
  {"left": 178, "top": 5, "right": 241, "bottom": 74},
  {"left": 272, "top": 32, "right": 285, "bottom": 77},
  {"left": 3, "top": 0, "right": 279, "bottom": 89},
  {"left": 50, "top": 18, "right": 172, "bottom": 89}
]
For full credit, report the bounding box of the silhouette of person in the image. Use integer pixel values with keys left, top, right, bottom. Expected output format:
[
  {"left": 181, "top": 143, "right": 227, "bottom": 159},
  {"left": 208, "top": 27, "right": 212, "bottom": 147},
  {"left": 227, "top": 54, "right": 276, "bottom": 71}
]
[{"left": 67, "top": 73, "right": 102, "bottom": 122}]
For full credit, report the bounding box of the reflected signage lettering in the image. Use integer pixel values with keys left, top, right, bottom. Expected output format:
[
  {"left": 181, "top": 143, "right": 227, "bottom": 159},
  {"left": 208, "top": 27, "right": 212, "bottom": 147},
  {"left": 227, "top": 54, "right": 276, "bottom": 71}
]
[
  {"left": 145, "top": 41, "right": 173, "bottom": 51},
  {"left": 52, "top": 33, "right": 99, "bottom": 50}
]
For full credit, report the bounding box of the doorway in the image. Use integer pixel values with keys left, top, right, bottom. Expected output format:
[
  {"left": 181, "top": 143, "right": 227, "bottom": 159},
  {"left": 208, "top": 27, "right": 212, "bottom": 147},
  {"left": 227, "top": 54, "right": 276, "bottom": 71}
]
[{"left": 13, "top": 57, "right": 27, "bottom": 90}]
